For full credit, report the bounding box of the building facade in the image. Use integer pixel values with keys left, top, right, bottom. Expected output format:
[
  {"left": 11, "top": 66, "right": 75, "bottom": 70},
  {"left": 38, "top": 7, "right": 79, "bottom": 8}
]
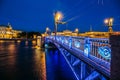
[{"left": 0, "top": 23, "right": 22, "bottom": 39}]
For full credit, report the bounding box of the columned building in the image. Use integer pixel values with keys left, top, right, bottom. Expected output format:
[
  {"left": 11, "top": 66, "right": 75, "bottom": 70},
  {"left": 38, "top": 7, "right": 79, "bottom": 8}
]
[{"left": 0, "top": 23, "right": 22, "bottom": 39}]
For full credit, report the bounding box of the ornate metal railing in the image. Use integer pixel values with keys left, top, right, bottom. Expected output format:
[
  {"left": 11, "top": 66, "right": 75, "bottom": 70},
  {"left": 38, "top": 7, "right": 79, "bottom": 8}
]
[{"left": 47, "top": 35, "right": 111, "bottom": 70}]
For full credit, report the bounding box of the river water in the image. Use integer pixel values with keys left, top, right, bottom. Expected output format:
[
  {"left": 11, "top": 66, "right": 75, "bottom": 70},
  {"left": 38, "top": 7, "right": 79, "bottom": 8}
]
[{"left": 0, "top": 40, "right": 76, "bottom": 80}]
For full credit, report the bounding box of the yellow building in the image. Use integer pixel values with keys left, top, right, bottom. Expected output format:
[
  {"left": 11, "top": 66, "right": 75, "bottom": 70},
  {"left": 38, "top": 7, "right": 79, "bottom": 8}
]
[
  {"left": 50, "top": 30, "right": 78, "bottom": 36},
  {"left": 0, "top": 23, "right": 22, "bottom": 39},
  {"left": 80, "top": 31, "right": 110, "bottom": 38}
]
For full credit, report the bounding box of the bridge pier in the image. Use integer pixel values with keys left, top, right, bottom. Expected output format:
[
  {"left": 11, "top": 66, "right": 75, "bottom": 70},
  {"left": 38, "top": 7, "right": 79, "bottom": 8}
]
[{"left": 110, "top": 35, "right": 120, "bottom": 79}]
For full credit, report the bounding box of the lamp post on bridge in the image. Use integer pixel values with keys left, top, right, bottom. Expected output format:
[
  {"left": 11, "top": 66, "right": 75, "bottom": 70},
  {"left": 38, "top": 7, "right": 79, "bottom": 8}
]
[
  {"left": 104, "top": 17, "right": 114, "bottom": 33},
  {"left": 75, "top": 28, "right": 79, "bottom": 36},
  {"left": 46, "top": 27, "right": 51, "bottom": 35},
  {"left": 54, "top": 11, "right": 66, "bottom": 39}
]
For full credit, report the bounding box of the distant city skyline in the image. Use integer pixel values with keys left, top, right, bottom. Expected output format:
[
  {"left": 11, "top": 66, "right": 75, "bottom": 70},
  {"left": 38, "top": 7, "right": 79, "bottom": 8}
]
[{"left": 0, "top": 0, "right": 120, "bottom": 33}]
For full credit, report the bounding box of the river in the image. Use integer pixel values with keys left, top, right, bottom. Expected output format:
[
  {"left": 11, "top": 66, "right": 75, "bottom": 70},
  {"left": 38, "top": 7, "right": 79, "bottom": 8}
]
[{"left": 0, "top": 40, "right": 76, "bottom": 80}]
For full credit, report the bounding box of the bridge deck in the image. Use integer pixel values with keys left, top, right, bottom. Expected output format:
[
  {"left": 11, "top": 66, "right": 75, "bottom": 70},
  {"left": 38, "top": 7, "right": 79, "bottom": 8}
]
[{"left": 46, "top": 36, "right": 110, "bottom": 78}]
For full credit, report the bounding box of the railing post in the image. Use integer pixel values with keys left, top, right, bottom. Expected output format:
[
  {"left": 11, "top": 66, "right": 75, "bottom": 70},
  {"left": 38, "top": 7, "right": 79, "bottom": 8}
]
[
  {"left": 84, "top": 37, "right": 90, "bottom": 57},
  {"left": 110, "top": 35, "right": 120, "bottom": 79},
  {"left": 69, "top": 37, "right": 72, "bottom": 49}
]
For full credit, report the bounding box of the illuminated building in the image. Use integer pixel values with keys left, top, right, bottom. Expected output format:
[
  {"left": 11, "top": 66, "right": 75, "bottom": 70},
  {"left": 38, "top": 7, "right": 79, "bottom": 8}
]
[
  {"left": 0, "top": 23, "right": 22, "bottom": 39},
  {"left": 81, "top": 31, "right": 120, "bottom": 38},
  {"left": 83, "top": 31, "right": 110, "bottom": 38},
  {"left": 43, "top": 26, "right": 120, "bottom": 38},
  {"left": 50, "top": 30, "right": 78, "bottom": 36}
]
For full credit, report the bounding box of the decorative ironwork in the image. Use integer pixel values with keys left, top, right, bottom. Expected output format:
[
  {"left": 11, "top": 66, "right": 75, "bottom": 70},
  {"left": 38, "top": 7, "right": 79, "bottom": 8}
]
[{"left": 98, "top": 46, "right": 111, "bottom": 59}]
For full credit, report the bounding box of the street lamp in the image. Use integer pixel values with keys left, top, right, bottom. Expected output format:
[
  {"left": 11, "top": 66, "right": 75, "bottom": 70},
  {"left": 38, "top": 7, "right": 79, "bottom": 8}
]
[
  {"left": 75, "top": 28, "right": 79, "bottom": 33},
  {"left": 54, "top": 11, "right": 63, "bottom": 22},
  {"left": 104, "top": 17, "right": 114, "bottom": 32},
  {"left": 75, "top": 28, "right": 79, "bottom": 36},
  {"left": 54, "top": 11, "right": 63, "bottom": 36},
  {"left": 46, "top": 27, "right": 49, "bottom": 32},
  {"left": 46, "top": 27, "right": 50, "bottom": 35}
]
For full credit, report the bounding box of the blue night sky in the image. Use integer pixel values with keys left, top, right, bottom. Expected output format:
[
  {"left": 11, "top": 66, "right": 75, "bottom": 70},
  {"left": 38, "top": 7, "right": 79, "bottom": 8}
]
[{"left": 0, "top": 0, "right": 120, "bottom": 33}]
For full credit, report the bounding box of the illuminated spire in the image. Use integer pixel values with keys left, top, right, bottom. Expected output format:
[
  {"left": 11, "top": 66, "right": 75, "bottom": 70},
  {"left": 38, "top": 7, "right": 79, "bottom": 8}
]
[
  {"left": 8, "top": 22, "right": 12, "bottom": 29},
  {"left": 8, "top": 22, "right": 10, "bottom": 26},
  {"left": 90, "top": 25, "right": 92, "bottom": 32}
]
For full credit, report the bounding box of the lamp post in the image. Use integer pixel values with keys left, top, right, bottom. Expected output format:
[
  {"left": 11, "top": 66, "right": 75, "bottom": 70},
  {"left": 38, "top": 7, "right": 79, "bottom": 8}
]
[
  {"left": 46, "top": 27, "right": 50, "bottom": 35},
  {"left": 75, "top": 28, "right": 79, "bottom": 36},
  {"left": 104, "top": 18, "right": 114, "bottom": 33},
  {"left": 54, "top": 11, "right": 66, "bottom": 37}
]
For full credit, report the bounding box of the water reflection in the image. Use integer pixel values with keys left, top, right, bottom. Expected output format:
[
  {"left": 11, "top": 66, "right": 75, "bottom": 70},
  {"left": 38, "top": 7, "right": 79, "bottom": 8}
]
[
  {"left": 0, "top": 40, "right": 46, "bottom": 80},
  {"left": 32, "top": 40, "right": 37, "bottom": 45},
  {"left": 33, "top": 49, "right": 46, "bottom": 80},
  {"left": 45, "top": 48, "right": 76, "bottom": 80},
  {"left": 7, "top": 43, "right": 16, "bottom": 68},
  {"left": 0, "top": 40, "right": 76, "bottom": 80}
]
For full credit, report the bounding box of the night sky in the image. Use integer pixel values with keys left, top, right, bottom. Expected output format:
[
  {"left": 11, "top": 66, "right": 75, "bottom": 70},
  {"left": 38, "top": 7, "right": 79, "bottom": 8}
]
[{"left": 0, "top": 0, "right": 120, "bottom": 33}]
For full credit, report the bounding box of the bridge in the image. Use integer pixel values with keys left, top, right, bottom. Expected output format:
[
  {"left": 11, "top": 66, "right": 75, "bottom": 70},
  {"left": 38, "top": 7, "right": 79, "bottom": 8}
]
[{"left": 44, "top": 35, "right": 120, "bottom": 80}]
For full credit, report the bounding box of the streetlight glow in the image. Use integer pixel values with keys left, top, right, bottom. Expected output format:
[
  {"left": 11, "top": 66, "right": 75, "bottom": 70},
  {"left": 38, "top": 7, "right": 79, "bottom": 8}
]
[
  {"left": 104, "top": 17, "right": 114, "bottom": 32},
  {"left": 46, "top": 27, "right": 49, "bottom": 32},
  {"left": 104, "top": 18, "right": 114, "bottom": 26},
  {"left": 110, "top": 18, "right": 113, "bottom": 23},
  {"left": 75, "top": 28, "right": 79, "bottom": 33},
  {"left": 104, "top": 19, "right": 109, "bottom": 24},
  {"left": 55, "top": 11, "right": 63, "bottom": 21},
  {"left": 54, "top": 11, "right": 66, "bottom": 38}
]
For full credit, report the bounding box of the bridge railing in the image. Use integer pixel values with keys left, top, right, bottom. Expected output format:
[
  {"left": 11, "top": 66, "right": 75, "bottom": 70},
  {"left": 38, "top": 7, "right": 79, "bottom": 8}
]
[
  {"left": 47, "top": 35, "right": 111, "bottom": 69},
  {"left": 88, "top": 38, "right": 111, "bottom": 69}
]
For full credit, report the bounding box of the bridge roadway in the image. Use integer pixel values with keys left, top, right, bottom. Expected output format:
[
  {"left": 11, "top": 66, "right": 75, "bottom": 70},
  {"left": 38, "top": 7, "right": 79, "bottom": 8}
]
[{"left": 45, "top": 36, "right": 111, "bottom": 80}]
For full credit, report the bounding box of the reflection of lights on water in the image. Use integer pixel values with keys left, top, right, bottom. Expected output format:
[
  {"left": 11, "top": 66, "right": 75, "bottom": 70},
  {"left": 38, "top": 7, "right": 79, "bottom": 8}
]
[
  {"left": 34, "top": 49, "right": 46, "bottom": 80},
  {"left": 8, "top": 44, "right": 16, "bottom": 53},
  {"left": 0, "top": 40, "right": 4, "bottom": 43},
  {"left": 7, "top": 44, "right": 16, "bottom": 69},
  {"left": 9, "top": 44, "right": 15, "bottom": 49},
  {"left": 74, "top": 41, "right": 80, "bottom": 48},
  {"left": 32, "top": 40, "right": 36, "bottom": 45},
  {"left": 25, "top": 41, "right": 28, "bottom": 45},
  {"left": 45, "top": 44, "right": 48, "bottom": 48},
  {"left": 0, "top": 40, "right": 14, "bottom": 43},
  {"left": 98, "top": 46, "right": 111, "bottom": 59},
  {"left": 45, "top": 49, "right": 48, "bottom": 52},
  {"left": 34, "top": 46, "right": 40, "bottom": 49},
  {"left": 17, "top": 40, "right": 21, "bottom": 43}
]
